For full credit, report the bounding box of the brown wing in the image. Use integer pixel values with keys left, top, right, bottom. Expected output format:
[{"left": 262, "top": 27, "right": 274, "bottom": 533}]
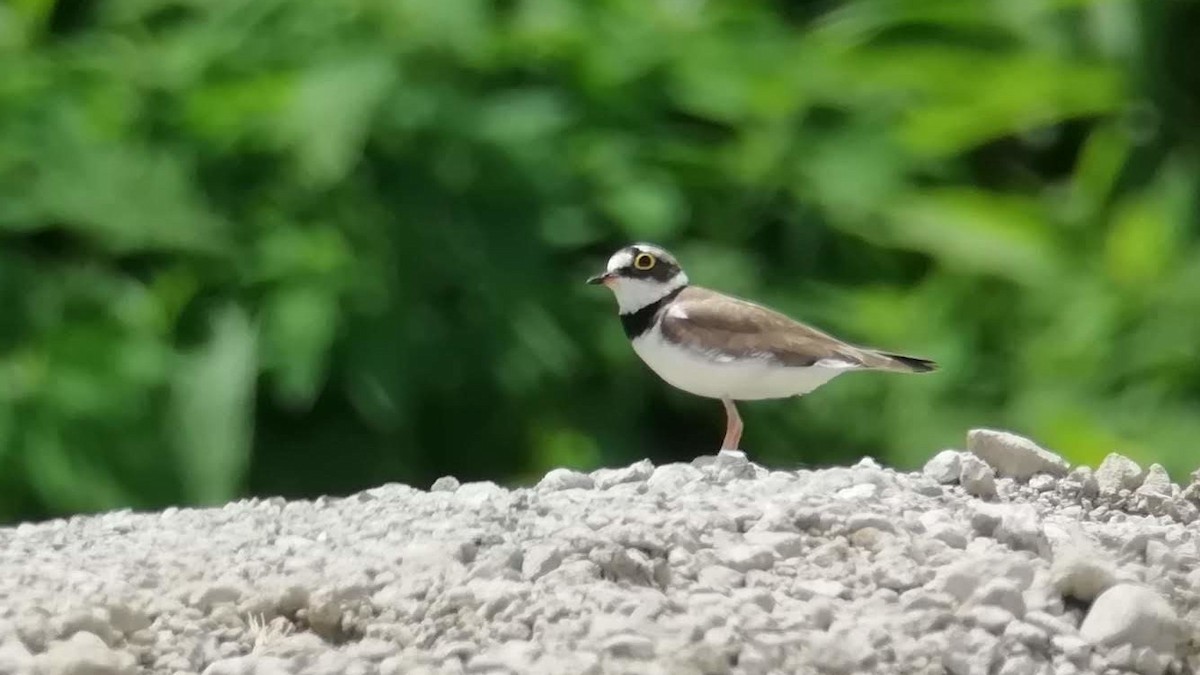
[{"left": 659, "top": 287, "right": 914, "bottom": 370}]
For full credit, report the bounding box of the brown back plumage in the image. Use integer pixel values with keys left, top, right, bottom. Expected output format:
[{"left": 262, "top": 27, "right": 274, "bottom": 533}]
[{"left": 658, "top": 286, "right": 937, "bottom": 373}]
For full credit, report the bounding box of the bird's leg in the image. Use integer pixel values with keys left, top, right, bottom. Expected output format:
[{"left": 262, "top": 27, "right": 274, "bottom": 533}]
[{"left": 720, "top": 397, "right": 743, "bottom": 452}]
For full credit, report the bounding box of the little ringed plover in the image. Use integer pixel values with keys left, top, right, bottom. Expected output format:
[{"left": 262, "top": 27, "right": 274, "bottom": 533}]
[{"left": 588, "top": 243, "right": 937, "bottom": 454}]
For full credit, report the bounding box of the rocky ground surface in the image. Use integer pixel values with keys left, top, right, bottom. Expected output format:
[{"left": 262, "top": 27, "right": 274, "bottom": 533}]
[{"left": 1, "top": 429, "right": 1200, "bottom": 675}]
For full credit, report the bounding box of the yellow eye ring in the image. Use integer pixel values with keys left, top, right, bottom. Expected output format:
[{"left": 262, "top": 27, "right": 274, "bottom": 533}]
[{"left": 633, "top": 253, "right": 656, "bottom": 270}]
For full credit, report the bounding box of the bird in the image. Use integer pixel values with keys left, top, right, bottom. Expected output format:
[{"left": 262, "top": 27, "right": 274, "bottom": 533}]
[{"left": 587, "top": 243, "right": 937, "bottom": 455}]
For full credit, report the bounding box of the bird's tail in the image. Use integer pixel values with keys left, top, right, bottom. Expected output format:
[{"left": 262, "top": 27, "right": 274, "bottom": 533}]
[{"left": 873, "top": 352, "right": 938, "bottom": 373}]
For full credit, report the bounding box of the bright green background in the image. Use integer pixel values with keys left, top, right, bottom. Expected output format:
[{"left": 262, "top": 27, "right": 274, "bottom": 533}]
[{"left": 2, "top": 0, "right": 1198, "bottom": 522}]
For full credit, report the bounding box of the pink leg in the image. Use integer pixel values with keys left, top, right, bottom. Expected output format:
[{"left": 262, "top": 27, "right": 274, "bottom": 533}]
[{"left": 720, "top": 398, "right": 743, "bottom": 451}]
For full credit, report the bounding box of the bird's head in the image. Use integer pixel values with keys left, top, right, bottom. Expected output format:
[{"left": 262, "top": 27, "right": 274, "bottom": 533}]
[{"left": 587, "top": 243, "right": 689, "bottom": 314}]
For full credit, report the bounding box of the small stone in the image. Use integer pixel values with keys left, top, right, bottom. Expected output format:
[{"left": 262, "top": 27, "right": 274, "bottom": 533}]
[
  {"left": 994, "top": 504, "right": 1043, "bottom": 552},
  {"left": 521, "top": 544, "right": 563, "bottom": 581},
  {"left": 970, "top": 579, "right": 1026, "bottom": 617},
  {"left": 105, "top": 604, "right": 150, "bottom": 635},
  {"left": 1025, "top": 611, "right": 1077, "bottom": 637},
  {"left": 1079, "top": 584, "right": 1181, "bottom": 654},
  {"left": 1144, "top": 539, "right": 1175, "bottom": 568},
  {"left": 601, "top": 634, "right": 654, "bottom": 659},
  {"left": 835, "top": 483, "right": 878, "bottom": 501},
  {"left": 536, "top": 468, "right": 594, "bottom": 492},
  {"left": 931, "top": 561, "right": 989, "bottom": 602},
  {"left": 436, "top": 641, "right": 477, "bottom": 662},
  {"left": 191, "top": 584, "right": 243, "bottom": 610},
  {"left": 747, "top": 504, "right": 798, "bottom": 533},
  {"left": 901, "top": 589, "right": 955, "bottom": 613},
  {"left": 1095, "top": 454, "right": 1145, "bottom": 495},
  {"left": 592, "top": 460, "right": 653, "bottom": 489},
  {"left": 467, "top": 642, "right": 538, "bottom": 673},
  {"left": 304, "top": 652, "right": 354, "bottom": 674},
  {"left": 848, "top": 527, "right": 886, "bottom": 551},
  {"left": 930, "top": 524, "right": 968, "bottom": 549},
  {"left": 347, "top": 638, "right": 400, "bottom": 661},
  {"left": 200, "top": 657, "right": 254, "bottom": 675},
  {"left": 853, "top": 456, "right": 881, "bottom": 469},
  {"left": 40, "top": 631, "right": 135, "bottom": 675},
  {"left": 874, "top": 556, "right": 922, "bottom": 591},
  {"left": 1167, "top": 499, "right": 1198, "bottom": 524},
  {"left": 718, "top": 545, "right": 774, "bottom": 573},
  {"left": 942, "top": 628, "right": 998, "bottom": 675},
  {"left": 923, "top": 450, "right": 963, "bottom": 484},
  {"left": 969, "top": 503, "right": 1002, "bottom": 536},
  {"left": 0, "top": 641, "right": 34, "bottom": 673},
  {"left": 1028, "top": 474, "right": 1056, "bottom": 492},
  {"left": 919, "top": 511, "right": 968, "bottom": 548},
  {"left": 255, "top": 657, "right": 294, "bottom": 675},
  {"left": 912, "top": 479, "right": 944, "bottom": 497},
  {"left": 1181, "top": 468, "right": 1200, "bottom": 503},
  {"left": 967, "top": 429, "right": 1070, "bottom": 480},
  {"left": 1004, "top": 621, "right": 1049, "bottom": 651},
  {"left": 1132, "top": 646, "right": 1170, "bottom": 675},
  {"left": 805, "top": 629, "right": 873, "bottom": 673},
  {"left": 996, "top": 655, "right": 1040, "bottom": 675},
  {"left": 589, "top": 546, "right": 659, "bottom": 586},
  {"left": 430, "top": 476, "right": 460, "bottom": 492},
  {"left": 700, "top": 450, "right": 760, "bottom": 483},
  {"left": 1073, "top": 467, "right": 1100, "bottom": 498},
  {"left": 697, "top": 565, "right": 743, "bottom": 591},
  {"left": 646, "top": 464, "right": 703, "bottom": 491},
  {"left": 968, "top": 605, "right": 1015, "bottom": 634},
  {"left": 1051, "top": 551, "right": 1117, "bottom": 603},
  {"left": 742, "top": 531, "right": 805, "bottom": 559},
  {"left": 804, "top": 598, "right": 837, "bottom": 630},
  {"left": 1108, "top": 644, "right": 1134, "bottom": 668},
  {"left": 455, "top": 481, "right": 507, "bottom": 505},
  {"left": 959, "top": 455, "right": 997, "bottom": 499},
  {"left": 1058, "top": 466, "right": 1099, "bottom": 502},
  {"left": 56, "top": 608, "right": 116, "bottom": 645},
  {"left": 792, "top": 579, "right": 846, "bottom": 600},
  {"left": 846, "top": 514, "right": 896, "bottom": 534},
  {"left": 1051, "top": 635, "right": 1090, "bottom": 663},
  {"left": 1132, "top": 461, "right": 1171, "bottom": 499}
]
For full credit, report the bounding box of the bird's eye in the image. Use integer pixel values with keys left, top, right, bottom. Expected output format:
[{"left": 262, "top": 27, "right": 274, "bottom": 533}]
[{"left": 633, "top": 253, "right": 656, "bottom": 270}]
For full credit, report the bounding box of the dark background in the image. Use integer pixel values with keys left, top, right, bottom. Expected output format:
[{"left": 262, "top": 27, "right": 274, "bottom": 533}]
[{"left": 2, "top": 0, "right": 1199, "bottom": 522}]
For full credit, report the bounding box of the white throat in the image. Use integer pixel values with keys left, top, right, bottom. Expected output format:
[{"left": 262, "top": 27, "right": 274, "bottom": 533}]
[{"left": 612, "top": 273, "right": 688, "bottom": 314}]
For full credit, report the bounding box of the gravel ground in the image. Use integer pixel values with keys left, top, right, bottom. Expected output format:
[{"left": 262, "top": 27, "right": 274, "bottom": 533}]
[{"left": 2, "top": 428, "right": 1199, "bottom": 675}]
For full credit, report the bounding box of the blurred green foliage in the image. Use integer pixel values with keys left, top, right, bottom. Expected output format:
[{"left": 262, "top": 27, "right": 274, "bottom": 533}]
[{"left": 2, "top": 0, "right": 1199, "bottom": 521}]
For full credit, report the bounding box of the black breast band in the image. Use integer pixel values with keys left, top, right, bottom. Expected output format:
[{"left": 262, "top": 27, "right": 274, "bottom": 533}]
[{"left": 619, "top": 286, "right": 685, "bottom": 339}]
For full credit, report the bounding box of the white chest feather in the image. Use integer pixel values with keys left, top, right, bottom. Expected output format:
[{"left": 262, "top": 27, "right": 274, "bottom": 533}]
[{"left": 630, "top": 324, "right": 848, "bottom": 400}]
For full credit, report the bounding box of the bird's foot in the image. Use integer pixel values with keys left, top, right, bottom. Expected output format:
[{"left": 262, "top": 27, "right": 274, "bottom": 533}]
[{"left": 717, "top": 448, "right": 747, "bottom": 460}]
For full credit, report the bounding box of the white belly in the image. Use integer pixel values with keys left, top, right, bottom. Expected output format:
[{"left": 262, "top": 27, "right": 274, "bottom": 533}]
[{"left": 630, "top": 327, "right": 846, "bottom": 400}]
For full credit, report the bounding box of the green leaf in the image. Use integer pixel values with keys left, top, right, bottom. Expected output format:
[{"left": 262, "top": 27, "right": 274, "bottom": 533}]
[
  {"left": 1067, "top": 123, "right": 1131, "bottom": 220},
  {"left": 531, "top": 424, "right": 602, "bottom": 473},
  {"left": 842, "top": 47, "right": 1125, "bottom": 157},
  {"left": 262, "top": 286, "right": 338, "bottom": 407},
  {"left": 800, "top": 124, "right": 907, "bottom": 221},
  {"left": 23, "top": 422, "right": 130, "bottom": 513},
  {"left": 603, "top": 176, "right": 687, "bottom": 240},
  {"left": 183, "top": 73, "right": 294, "bottom": 146},
  {"left": 883, "top": 188, "right": 1060, "bottom": 282},
  {"left": 1105, "top": 191, "right": 1171, "bottom": 288},
  {"left": 5, "top": 142, "right": 228, "bottom": 255},
  {"left": 170, "top": 305, "right": 257, "bottom": 505},
  {"left": 474, "top": 88, "right": 570, "bottom": 149},
  {"left": 899, "top": 56, "right": 1124, "bottom": 156},
  {"left": 279, "top": 56, "right": 394, "bottom": 185}
]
